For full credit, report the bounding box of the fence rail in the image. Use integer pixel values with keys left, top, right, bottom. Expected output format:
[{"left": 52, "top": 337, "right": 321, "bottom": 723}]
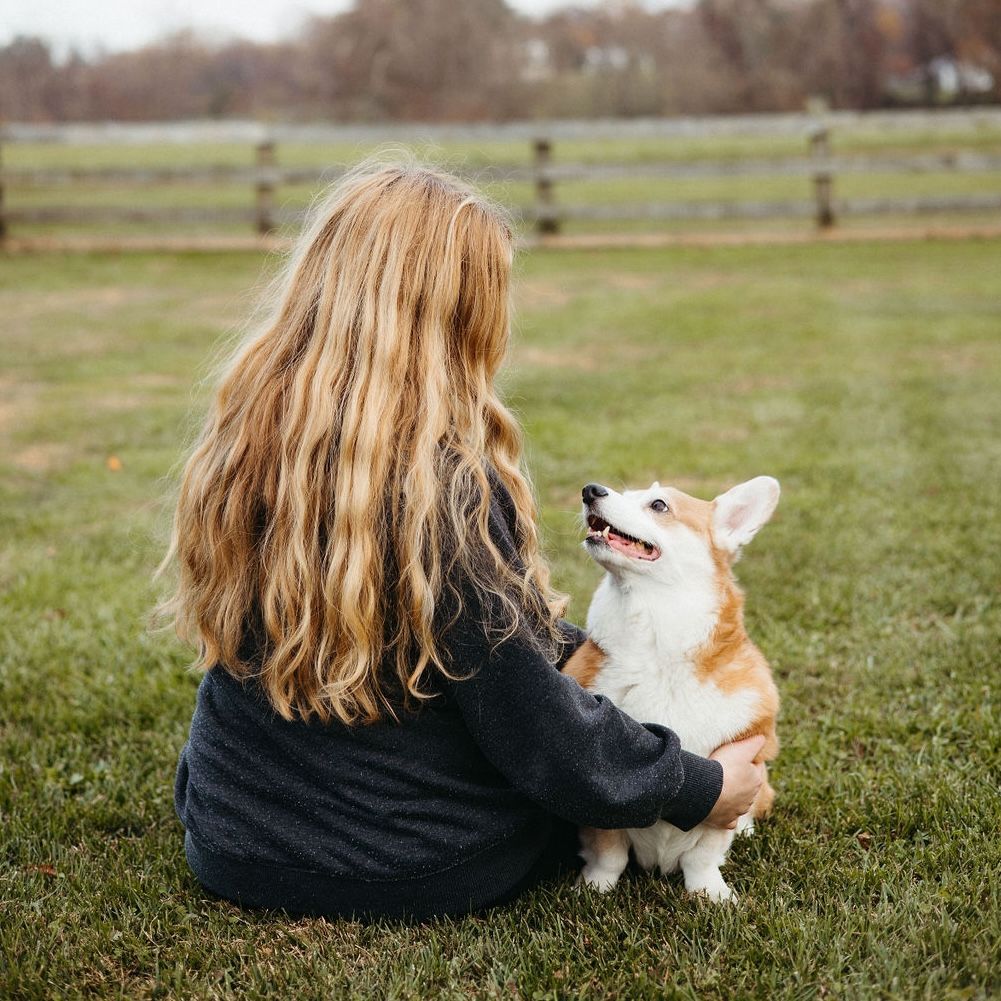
[
  {"left": 2, "top": 109, "right": 1001, "bottom": 238},
  {"left": 546, "top": 193, "right": 1001, "bottom": 223},
  {"left": 9, "top": 151, "right": 1001, "bottom": 189},
  {"left": 7, "top": 107, "right": 1001, "bottom": 145}
]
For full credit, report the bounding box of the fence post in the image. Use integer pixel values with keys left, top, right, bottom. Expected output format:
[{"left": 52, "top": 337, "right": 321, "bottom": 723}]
[
  {"left": 255, "top": 138, "right": 276, "bottom": 236},
  {"left": 809, "top": 126, "right": 835, "bottom": 229},
  {"left": 533, "top": 137, "right": 559, "bottom": 235}
]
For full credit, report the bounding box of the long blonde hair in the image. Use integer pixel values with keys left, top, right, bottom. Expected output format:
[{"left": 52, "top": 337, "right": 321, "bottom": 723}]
[{"left": 159, "top": 160, "right": 565, "bottom": 724}]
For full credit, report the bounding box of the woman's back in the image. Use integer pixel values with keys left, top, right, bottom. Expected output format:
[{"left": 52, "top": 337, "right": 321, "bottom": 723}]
[
  {"left": 165, "top": 162, "right": 726, "bottom": 921},
  {"left": 176, "top": 666, "right": 565, "bottom": 916}
]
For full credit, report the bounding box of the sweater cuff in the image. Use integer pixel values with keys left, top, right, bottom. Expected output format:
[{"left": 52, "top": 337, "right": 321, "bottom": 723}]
[
  {"left": 553, "top": 619, "right": 588, "bottom": 669},
  {"left": 661, "top": 751, "right": 724, "bottom": 831}
]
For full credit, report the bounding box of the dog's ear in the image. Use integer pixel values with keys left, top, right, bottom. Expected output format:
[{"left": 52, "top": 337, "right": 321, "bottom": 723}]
[{"left": 712, "top": 477, "right": 780, "bottom": 555}]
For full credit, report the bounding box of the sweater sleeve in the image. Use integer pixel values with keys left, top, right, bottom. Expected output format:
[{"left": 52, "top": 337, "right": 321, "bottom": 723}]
[{"left": 442, "top": 492, "right": 723, "bottom": 832}]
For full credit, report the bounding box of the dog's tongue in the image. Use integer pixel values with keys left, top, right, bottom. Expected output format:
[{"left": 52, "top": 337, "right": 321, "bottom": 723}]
[{"left": 607, "top": 530, "right": 659, "bottom": 561}]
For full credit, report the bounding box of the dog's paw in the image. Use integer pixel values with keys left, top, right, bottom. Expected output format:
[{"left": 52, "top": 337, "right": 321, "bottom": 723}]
[
  {"left": 577, "top": 866, "right": 621, "bottom": 893},
  {"left": 685, "top": 874, "right": 737, "bottom": 904}
]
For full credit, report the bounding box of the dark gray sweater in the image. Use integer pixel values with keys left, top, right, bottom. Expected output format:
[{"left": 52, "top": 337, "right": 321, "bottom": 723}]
[{"left": 174, "top": 477, "right": 723, "bottom": 920}]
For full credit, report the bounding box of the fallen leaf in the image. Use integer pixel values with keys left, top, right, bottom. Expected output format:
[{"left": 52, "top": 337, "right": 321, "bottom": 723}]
[{"left": 25, "top": 864, "right": 57, "bottom": 878}]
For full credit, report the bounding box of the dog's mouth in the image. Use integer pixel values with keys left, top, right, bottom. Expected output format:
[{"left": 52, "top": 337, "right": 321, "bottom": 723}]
[{"left": 585, "top": 514, "right": 661, "bottom": 561}]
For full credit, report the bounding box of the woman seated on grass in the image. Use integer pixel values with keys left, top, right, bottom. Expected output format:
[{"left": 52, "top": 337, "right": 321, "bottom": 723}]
[{"left": 162, "top": 160, "right": 764, "bottom": 922}]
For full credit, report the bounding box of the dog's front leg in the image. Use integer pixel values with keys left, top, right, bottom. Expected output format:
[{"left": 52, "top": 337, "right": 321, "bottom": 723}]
[
  {"left": 578, "top": 827, "right": 630, "bottom": 892},
  {"left": 679, "top": 826, "right": 737, "bottom": 903}
]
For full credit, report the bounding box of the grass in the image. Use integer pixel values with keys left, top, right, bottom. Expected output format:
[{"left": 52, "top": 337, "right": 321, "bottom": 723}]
[{"left": 2, "top": 240, "right": 1000, "bottom": 998}]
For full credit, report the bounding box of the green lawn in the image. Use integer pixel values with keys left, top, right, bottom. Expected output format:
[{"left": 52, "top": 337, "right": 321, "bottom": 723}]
[{"left": 2, "top": 241, "right": 1000, "bottom": 999}]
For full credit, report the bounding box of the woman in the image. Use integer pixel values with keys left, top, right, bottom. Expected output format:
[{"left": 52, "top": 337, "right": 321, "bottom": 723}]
[{"left": 163, "top": 160, "right": 764, "bottom": 921}]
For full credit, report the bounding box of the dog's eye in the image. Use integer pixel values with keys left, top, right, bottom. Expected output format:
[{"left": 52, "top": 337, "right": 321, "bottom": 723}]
[{"left": 650, "top": 499, "right": 669, "bottom": 514}]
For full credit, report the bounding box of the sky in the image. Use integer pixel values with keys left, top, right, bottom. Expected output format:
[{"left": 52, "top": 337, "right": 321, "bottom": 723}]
[{"left": 3, "top": 0, "right": 681, "bottom": 59}]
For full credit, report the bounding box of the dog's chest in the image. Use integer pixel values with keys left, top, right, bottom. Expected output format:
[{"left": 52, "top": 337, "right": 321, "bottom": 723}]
[{"left": 590, "top": 653, "right": 759, "bottom": 758}]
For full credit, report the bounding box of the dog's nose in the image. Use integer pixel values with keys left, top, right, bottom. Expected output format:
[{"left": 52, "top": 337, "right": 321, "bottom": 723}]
[{"left": 582, "top": 483, "right": 609, "bottom": 505}]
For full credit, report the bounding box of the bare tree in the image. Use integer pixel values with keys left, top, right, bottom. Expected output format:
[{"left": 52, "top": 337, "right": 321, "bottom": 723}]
[
  {"left": 959, "top": 0, "right": 1001, "bottom": 101},
  {"left": 0, "top": 37, "right": 57, "bottom": 120},
  {"left": 1, "top": 0, "right": 996, "bottom": 122},
  {"left": 300, "top": 0, "right": 522, "bottom": 121}
]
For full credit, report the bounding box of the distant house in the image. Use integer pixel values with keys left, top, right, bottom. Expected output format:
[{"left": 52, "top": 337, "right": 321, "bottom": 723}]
[
  {"left": 583, "top": 44, "right": 630, "bottom": 73},
  {"left": 521, "top": 38, "right": 554, "bottom": 83},
  {"left": 887, "top": 57, "right": 995, "bottom": 104}
]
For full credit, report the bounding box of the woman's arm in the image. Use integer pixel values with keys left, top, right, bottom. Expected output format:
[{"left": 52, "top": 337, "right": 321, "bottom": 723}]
[
  {"left": 441, "top": 492, "right": 723, "bottom": 832},
  {"left": 447, "top": 621, "right": 723, "bottom": 831}
]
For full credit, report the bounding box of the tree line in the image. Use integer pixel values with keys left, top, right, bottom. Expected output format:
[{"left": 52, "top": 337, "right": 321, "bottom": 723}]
[{"left": 2, "top": 0, "right": 999, "bottom": 123}]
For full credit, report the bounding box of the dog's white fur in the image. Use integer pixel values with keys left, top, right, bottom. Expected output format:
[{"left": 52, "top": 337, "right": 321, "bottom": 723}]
[{"left": 570, "top": 477, "right": 780, "bottom": 903}]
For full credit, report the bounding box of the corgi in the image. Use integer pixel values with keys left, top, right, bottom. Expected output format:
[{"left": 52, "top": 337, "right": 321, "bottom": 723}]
[{"left": 563, "top": 476, "right": 781, "bottom": 903}]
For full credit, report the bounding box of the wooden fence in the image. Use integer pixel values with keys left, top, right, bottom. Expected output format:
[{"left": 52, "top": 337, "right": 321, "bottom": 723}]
[{"left": 2, "top": 108, "right": 1001, "bottom": 239}]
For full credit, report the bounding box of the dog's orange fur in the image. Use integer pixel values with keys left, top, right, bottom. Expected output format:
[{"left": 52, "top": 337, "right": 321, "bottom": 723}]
[
  {"left": 562, "top": 638, "right": 606, "bottom": 689},
  {"left": 563, "top": 484, "right": 779, "bottom": 819}
]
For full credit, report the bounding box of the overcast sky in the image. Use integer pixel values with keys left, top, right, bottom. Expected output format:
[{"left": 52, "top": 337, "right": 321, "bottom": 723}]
[{"left": 3, "top": 0, "right": 681, "bottom": 58}]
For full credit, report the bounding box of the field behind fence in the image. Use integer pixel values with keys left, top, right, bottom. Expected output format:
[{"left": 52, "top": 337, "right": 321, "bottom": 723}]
[{"left": 3, "top": 107, "right": 1001, "bottom": 246}]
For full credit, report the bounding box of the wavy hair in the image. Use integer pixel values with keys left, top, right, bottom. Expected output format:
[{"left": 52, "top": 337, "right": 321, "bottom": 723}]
[{"left": 158, "top": 160, "right": 566, "bottom": 723}]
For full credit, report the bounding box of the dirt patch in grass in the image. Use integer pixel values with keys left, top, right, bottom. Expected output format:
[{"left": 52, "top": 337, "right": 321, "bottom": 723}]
[
  {"left": 515, "top": 277, "right": 575, "bottom": 311},
  {"left": 0, "top": 401, "right": 15, "bottom": 432},
  {"left": 682, "top": 271, "right": 741, "bottom": 292},
  {"left": 12, "top": 442, "right": 72, "bottom": 472},
  {"left": 914, "top": 344, "right": 991, "bottom": 375},
  {"left": 514, "top": 347, "right": 600, "bottom": 371},
  {"left": 0, "top": 286, "right": 176, "bottom": 366},
  {"left": 2, "top": 235, "right": 287, "bottom": 255},
  {"left": 722, "top": 374, "right": 797, "bottom": 395},
  {"left": 0, "top": 394, "right": 21, "bottom": 436},
  {"left": 94, "top": 392, "right": 156, "bottom": 413},
  {"left": 130, "top": 373, "right": 184, "bottom": 389},
  {"left": 0, "top": 286, "right": 165, "bottom": 324},
  {"left": 0, "top": 376, "right": 38, "bottom": 436},
  {"left": 514, "top": 341, "right": 653, "bottom": 372},
  {"left": 606, "top": 273, "right": 662, "bottom": 291},
  {"left": 175, "top": 290, "right": 257, "bottom": 331}
]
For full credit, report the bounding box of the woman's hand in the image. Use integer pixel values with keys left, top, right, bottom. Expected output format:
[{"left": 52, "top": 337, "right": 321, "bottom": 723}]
[{"left": 704, "top": 735, "right": 766, "bottom": 830}]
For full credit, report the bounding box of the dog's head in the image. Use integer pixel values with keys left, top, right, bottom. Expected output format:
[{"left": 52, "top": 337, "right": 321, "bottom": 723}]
[{"left": 581, "top": 476, "right": 780, "bottom": 585}]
